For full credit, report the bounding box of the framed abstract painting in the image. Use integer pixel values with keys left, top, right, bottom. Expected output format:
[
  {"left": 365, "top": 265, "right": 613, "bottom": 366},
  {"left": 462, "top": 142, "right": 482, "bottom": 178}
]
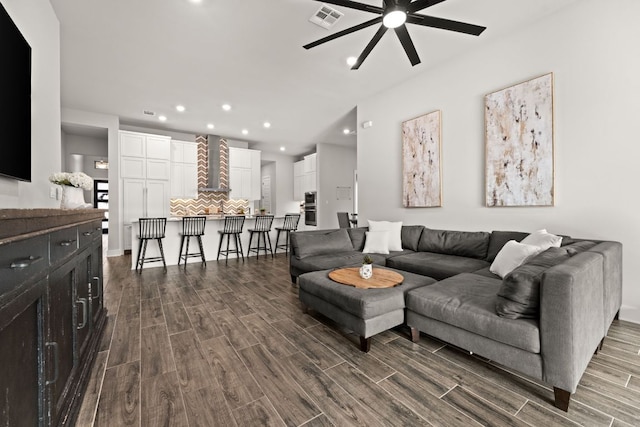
[
  {"left": 402, "top": 110, "right": 442, "bottom": 207},
  {"left": 485, "top": 73, "right": 554, "bottom": 207}
]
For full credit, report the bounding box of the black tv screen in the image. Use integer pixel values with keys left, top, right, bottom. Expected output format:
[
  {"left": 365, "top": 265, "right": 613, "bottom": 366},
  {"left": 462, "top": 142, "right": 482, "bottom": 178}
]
[{"left": 0, "top": 1, "right": 31, "bottom": 182}]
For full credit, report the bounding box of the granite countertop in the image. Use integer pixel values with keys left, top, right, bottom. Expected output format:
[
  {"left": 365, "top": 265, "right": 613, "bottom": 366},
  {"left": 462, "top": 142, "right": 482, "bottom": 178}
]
[{"left": 0, "top": 208, "right": 106, "bottom": 243}]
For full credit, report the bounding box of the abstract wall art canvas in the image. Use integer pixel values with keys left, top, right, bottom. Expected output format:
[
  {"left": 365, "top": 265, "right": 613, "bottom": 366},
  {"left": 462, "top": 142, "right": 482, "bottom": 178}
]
[
  {"left": 485, "top": 73, "right": 554, "bottom": 207},
  {"left": 402, "top": 110, "right": 442, "bottom": 207}
]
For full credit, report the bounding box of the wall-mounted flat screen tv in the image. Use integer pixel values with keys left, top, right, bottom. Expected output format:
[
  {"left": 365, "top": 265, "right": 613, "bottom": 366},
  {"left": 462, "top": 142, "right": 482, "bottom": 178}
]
[{"left": 0, "top": 1, "right": 31, "bottom": 182}]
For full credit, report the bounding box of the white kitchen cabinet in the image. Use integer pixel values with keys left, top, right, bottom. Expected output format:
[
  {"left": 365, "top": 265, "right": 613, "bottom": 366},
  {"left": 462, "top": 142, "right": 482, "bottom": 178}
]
[
  {"left": 228, "top": 147, "right": 261, "bottom": 200},
  {"left": 293, "top": 160, "right": 305, "bottom": 200},
  {"left": 302, "top": 153, "right": 317, "bottom": 193},
  {"left": 170, "top": 140, "right": 198, "bottom": 199},
  {"left": 120, "top": 131, "right": 172, "bottom": 249}
]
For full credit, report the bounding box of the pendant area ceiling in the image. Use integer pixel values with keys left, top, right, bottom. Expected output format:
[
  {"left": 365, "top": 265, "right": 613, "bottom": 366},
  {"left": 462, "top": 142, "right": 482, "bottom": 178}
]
[{"left": 51, "top": 0, "right": 579, "bottom": 156}]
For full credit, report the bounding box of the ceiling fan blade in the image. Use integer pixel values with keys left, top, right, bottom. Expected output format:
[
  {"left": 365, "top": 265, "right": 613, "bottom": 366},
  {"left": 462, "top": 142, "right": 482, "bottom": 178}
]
[
  {"left": 312, "top": 0, "right": 383, "bottom": 15},
  {"left": 352, "top": 24, "right": 388, "bottom": 70},
  {"left": 394, "top": 25, "right": 420, "bottom": 66},
  {"left": 304, "top": 17, "right": 383, "bottom": 49},
  {"left": 407, "top": 14, "right": 486, "bottom": 36},
  {"left": 407, "top": 0, "right": 447, "bottom": 13}
]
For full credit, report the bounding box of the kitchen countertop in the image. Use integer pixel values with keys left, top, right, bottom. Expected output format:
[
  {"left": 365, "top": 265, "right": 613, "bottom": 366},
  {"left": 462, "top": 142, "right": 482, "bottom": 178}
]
[{"left": 132, "top": 214, "right": 284, "bottom": 222}]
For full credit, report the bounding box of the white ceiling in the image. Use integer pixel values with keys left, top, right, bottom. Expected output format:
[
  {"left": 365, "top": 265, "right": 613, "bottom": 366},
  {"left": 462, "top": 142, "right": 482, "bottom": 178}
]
[{"left": 51, "top": 0, "right": 579, "bottom": 156}]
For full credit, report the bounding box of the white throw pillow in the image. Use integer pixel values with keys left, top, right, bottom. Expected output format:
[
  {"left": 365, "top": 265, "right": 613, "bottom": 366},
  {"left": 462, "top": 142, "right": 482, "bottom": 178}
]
[
  {"left": 368, "top": 220, "right": 403, "bottom": 251},
  {"left": 521, "top": 229, "right": 563, "bottom": 251},
  {"left": 490, "top": 240, "right": 543, "bottom": 278},
  {"left": 363, "top": 231, "right": 390, "bottom": 254}
]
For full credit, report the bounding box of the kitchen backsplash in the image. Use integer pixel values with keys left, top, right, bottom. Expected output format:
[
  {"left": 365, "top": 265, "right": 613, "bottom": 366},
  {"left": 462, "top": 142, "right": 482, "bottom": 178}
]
[{"left": 170, "top": 135, "right": 231, "bottom": 216}]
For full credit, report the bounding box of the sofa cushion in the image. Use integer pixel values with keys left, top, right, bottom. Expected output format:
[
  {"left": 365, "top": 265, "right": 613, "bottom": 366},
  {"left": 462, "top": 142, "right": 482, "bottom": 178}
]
[
  {"left": 291, "top": 251, "right": 383, "bottom": 272},
  {"left": 490, "top": 241, "right": 544, "bottom": 278},
  {"left": 387, "top": 252, "right": 489, "bottom": 281},
  {"left": 369, "top": 220, "right": 403, "bottom": 251},
  {"left": 564, "top": 240, "right": 597, "bottom": 255},
  {"left": 292, "top": 229, "right": 354, "bottom": 259},
  {"left": 486, "top": 231, "right": 529, "bottom": 262},
  {"left": 347, "top": 227, "right": 368, "bottom": 251},
  {"left": 418, "top": 228, "right": 490, "bottom": 260},
  {"left": 472, "top": 267, "right": 502, "bottom": 280},
  {"left": 496, "top": 247, "right": 573, "bottom": 319},
  {"left": 406, "top": 273, "right": 540, "bottom": 353},
  {"left": 300, "top": 268, "right": 436, "bottom": 319},
  {"left": 401, "top": 225, "right": 424, "bottom": 251}
]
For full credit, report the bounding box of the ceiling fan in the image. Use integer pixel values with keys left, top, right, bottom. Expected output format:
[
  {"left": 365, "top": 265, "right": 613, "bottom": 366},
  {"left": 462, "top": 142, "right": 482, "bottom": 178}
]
[{"left": 304, "top": 0, "right": 486, "bottom": 70}]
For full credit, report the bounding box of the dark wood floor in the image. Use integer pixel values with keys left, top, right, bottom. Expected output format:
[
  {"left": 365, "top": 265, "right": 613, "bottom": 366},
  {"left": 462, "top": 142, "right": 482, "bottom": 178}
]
[{"left": 77, "top": 251, "right": 640, "bottom": 426}]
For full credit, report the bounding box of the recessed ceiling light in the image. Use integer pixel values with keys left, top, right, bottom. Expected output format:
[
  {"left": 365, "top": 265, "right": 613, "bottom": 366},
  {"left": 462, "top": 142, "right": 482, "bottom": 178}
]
[
  {"left": 222, "top": 104, "right": 232, "bottom": 111},
  {"left": 343, "top": 128, "right": 350, "bottom": 134},
  {"left": 189, "top": 0, "right": 202, "bottom": 3},
  {"left": 346, "top": 56, "right": 357, "bottom": 66},
  {"left": 280, "top": 146, "right": 285, "bottom": 152},
  {"left": 263, "top": 122, "right": 271, "bottom": 128},
  {"left": 242, "top": 129, "right": 249, "bottom": 135},
  {"left": 158, "top": 115, "right": 167, "bottom": 122},
  {"left": 207, "top": 123, "right": 214, "bottom": 129},
  {"left": 176, "top": 105, "right": 185, "bottom": 112}
]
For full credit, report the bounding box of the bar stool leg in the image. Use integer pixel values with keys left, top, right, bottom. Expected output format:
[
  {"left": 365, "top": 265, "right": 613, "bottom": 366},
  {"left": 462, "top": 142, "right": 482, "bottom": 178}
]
[
  {"left": 225, "top": 234, "right": 231, "bottom": 264},
  {"left": 285, "top": 230, "right": 290, "bottom": 255},
  {"left": 184, "top": 236, "right": 191, "bottom": 269},
  {"left": 157, "top": 238, "right": 167, "bottom": 271},
  {"left": 266, "top": 232, "right": 273, "bottom": 258},
  {"left": 247, "top": 231, "right": 254, "bottom": 258},
  {"left": 135, "top": 238, "right": 144, "bottom": 271},
  {"left": 197, "top": 236, "right": 206, "bottom": 265},
  {"left": 237, "top": 233, "right": 245, "bottom": 262},
  {"left": 139, "top": 239, "right": 149, "bottom": 272},
  {"left": 274, "top": 230, "right": 282, "bottom": 254},
  {"left": 217, "top": 234, "right": 224, "bottom": 261},
  {"left": 178, "top": 235, "right": 185, "bottom": 266}
]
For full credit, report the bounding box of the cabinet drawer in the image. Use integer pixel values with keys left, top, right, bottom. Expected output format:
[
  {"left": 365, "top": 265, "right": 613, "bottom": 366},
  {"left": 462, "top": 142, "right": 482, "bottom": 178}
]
[
  {"left": 0, "top": 236, "right": 48, "bottom": 296},
  {"left": 78, "top": 221, "right": 102, "bottom": 249},
  {"left": 50, "top": 227, "right": 78, "bottom": 266}
]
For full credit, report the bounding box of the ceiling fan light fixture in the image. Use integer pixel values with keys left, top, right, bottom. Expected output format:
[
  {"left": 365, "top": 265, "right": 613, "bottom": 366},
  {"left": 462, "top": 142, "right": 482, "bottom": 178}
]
[{"left": 383, "top": 9, "right": 407, "bottom": 29}]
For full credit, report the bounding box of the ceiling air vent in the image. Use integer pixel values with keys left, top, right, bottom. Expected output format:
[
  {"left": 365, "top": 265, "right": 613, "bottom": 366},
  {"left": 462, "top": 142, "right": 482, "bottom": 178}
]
[
  {"left": 143, "top": 110, "right": 155, "bottom": 116},
  {"left": 309, "top": 4, "right": 343, "bottom": 29}
]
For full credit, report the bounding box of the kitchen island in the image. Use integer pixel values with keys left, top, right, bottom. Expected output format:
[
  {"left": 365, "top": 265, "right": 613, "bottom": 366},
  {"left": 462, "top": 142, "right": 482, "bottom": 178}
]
[{"left": 130, "top": 215, "right": 286, "bottom": 269}]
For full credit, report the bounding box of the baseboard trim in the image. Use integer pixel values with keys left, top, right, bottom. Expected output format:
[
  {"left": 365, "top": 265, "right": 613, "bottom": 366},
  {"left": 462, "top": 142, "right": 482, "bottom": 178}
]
[{"left": 620, "top": 305, "right": 640, "bottom": 324}]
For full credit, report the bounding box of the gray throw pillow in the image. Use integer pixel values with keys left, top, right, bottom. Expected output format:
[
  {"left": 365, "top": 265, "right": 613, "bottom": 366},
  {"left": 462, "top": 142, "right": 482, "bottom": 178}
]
[
  {"left": 292, "top": 229, "right": 354, "bottom": 259},
  {"left": 495, "top": 247, "right": 572, "bottom": 319},
  {"left": 347, "top": 227, "right": 368, "bottom": 251}
]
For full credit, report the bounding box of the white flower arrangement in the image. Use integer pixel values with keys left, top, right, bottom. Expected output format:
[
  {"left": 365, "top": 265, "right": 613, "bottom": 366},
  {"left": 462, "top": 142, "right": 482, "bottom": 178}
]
[{"left": 49, "top": 172, "right": 93, "bottom": 190}]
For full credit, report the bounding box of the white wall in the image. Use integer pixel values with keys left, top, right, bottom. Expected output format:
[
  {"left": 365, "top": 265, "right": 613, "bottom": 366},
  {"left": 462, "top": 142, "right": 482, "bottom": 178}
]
[
  {"left": 0, "top": 0, "right": 60, "bottom": 208},
  {"left": 61, "top": 108, "right": 120, "bottom": 255},
  {"left": 260, "top": 151, "right": 299, "bottom": 217},
  {"left": 357, "top": 0, "right": 640, "bottom": 323},
  {"left": 317, "top": 143, "right": 357, "bottom": 229}
]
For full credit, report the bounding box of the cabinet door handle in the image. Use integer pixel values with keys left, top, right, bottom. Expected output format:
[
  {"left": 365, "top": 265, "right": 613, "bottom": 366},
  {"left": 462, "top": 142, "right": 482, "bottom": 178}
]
[
  {"left": 77, "top": 298, "right": 88, "bottom": 330},
  {"left": 60, "top": 239, "right": 77, "bottom": 247},
  {"left": 82, "top": 231, "right": 93, "bottom": 236},
  {"left": 10, "top": 255, "right": 43, "bottom": 269},
  {"left": 91, "top": 276, "right": 101, "bottom": 301},
  {"left": 45, "top": 342, "right": 59, "bottom": 386}
]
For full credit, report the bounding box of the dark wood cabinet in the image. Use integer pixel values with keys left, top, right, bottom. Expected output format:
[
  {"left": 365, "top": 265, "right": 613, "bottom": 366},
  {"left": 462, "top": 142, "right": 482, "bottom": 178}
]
[{"left": 0, "top": 210, "right": 106, "bottom": 427}]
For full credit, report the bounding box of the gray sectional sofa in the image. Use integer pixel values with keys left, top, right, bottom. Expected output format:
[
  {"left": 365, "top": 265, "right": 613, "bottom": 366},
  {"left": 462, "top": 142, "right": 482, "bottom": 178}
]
[{"left": 289, "top": 226, "right": 622, "bottom": 411}]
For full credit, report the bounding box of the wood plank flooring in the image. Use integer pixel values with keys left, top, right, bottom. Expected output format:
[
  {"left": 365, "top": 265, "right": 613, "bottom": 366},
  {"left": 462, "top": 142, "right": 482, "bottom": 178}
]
[{"left": 78, "top": 252, "right": 640, "bottom": 426}]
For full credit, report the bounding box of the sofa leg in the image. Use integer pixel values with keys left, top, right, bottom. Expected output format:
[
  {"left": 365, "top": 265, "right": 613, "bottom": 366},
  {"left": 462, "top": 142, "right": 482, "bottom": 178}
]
[
  {"left": 595, "top": 337, "right": 604, "bottom": 354},
  {"left": 614, "top": 310, "right": 620, "bottom": 320},
  {"left": 300, "top": 302, "right": 309, "bottom": 314},
  {"left": 409, "top": 326, "right": 420, "bottom": 343},
  {"left": 553, "top": 387, "right": 571, "bottom": 412},
  {"left": 359, "top": 336, "right": 371, "bottom": 353},
  {"left": 290, "top": 274, "right": 297, "bottom": 285}
]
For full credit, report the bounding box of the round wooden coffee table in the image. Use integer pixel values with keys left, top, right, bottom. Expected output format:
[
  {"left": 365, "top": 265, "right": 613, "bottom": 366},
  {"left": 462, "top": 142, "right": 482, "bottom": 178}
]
[{"left": 328, "top": 267, "right": 404, "bottom": 289}]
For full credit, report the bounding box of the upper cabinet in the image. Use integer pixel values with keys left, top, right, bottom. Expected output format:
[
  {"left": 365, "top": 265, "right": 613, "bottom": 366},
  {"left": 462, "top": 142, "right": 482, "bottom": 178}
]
[
  {"left": 229, "top": 147, "right": 261, "bottom": 200},
  {"left": 120, "top": 131, "right": 171, "bottom": 180},
  {"left": 170, "top": 140, "right": 198, "bottom": 199},
  {"left": 303, "top": 153, "right": 317, "bottom": 193},
  {"left": 293, "top": 160, "right": 305, "bottom": 200}
]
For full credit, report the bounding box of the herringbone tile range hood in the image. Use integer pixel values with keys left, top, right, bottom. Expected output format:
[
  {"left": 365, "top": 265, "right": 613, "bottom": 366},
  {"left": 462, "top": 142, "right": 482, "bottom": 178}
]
[{"left": 199, "top": 135, "right": 230, "bottom": 192}]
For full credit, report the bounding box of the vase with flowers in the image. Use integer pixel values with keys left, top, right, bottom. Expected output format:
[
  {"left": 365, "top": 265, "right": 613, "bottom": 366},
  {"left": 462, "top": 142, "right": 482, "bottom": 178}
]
[{"left": 49, "top": 172, "right": 93, "bottom": 209}]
